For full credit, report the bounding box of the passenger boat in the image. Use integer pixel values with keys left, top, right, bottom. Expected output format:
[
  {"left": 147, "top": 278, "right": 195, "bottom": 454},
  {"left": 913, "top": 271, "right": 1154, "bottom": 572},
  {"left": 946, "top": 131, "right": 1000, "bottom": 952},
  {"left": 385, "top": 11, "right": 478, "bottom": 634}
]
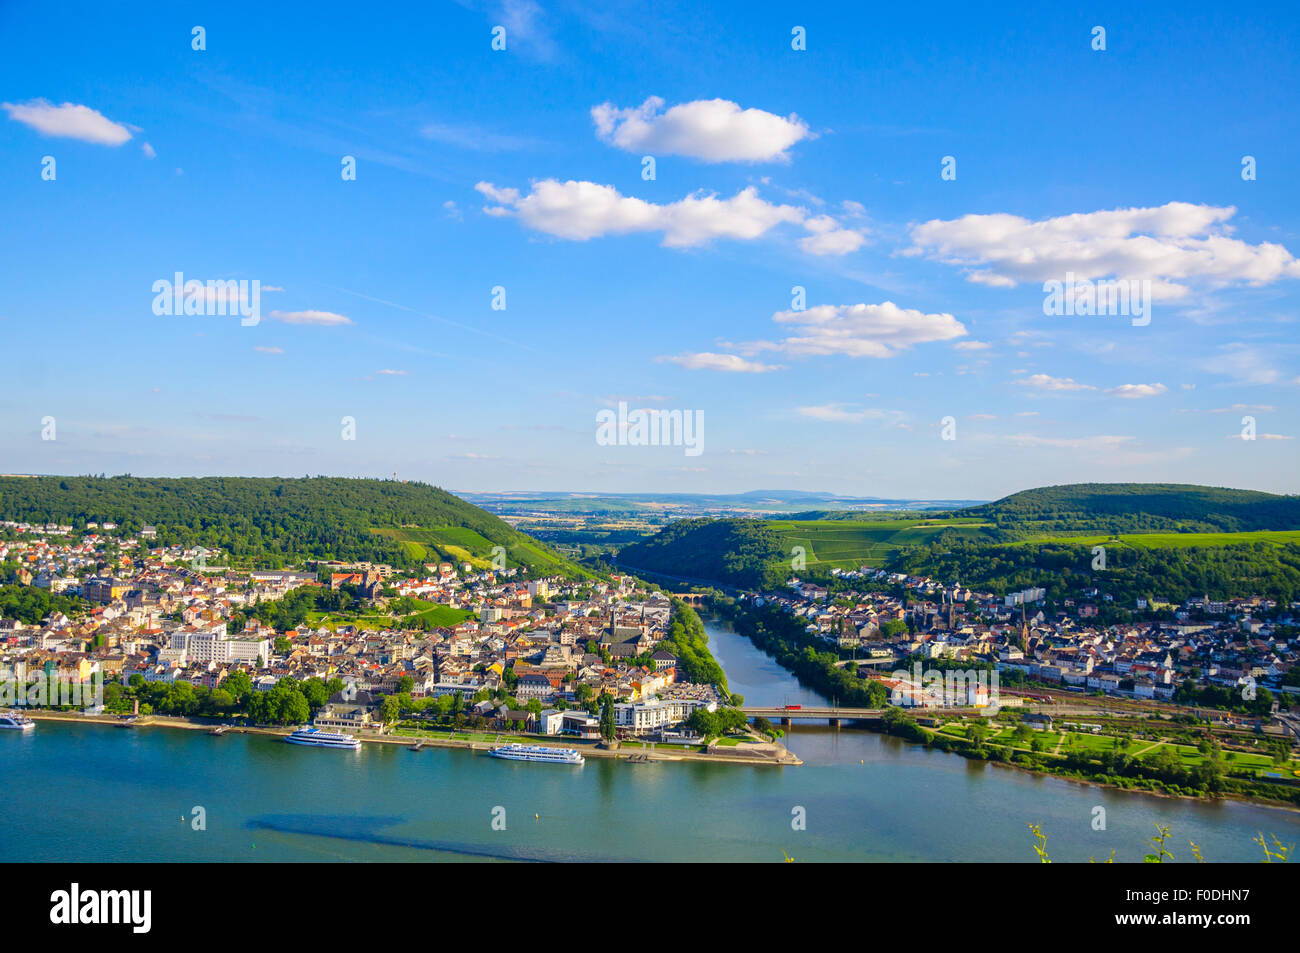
[
  {"left": 488, "top": 743, "right": 584, "bottom": 765},
  {"left": 0, "top": 711, "right": 35, "bottom": 731},
  {"left": 284, "top": 727, "right": 361, "bottom": 749}
]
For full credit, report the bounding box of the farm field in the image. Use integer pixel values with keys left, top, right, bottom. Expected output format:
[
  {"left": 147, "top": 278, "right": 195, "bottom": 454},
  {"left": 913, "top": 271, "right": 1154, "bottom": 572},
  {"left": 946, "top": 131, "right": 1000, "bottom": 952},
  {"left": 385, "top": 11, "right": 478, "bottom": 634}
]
[
  {"left": 371, "top": 526, "right": 572, "bottom": 574},
  {"left": 1014, "top": 530, "right": 1300, "bottom": 549},
  {"left": 764, "top": 517, "right": 1300, "bottom": 574},
  {"left": 768, "top": 518, "right": 994, "bottom": 569}
]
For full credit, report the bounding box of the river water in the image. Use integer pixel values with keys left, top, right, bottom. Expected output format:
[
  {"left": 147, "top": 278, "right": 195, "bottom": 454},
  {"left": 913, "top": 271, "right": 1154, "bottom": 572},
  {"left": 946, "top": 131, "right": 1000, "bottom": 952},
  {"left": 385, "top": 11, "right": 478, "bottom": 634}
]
[{"left": 1, "top": 618, "right": 1295, "bottom": 862}]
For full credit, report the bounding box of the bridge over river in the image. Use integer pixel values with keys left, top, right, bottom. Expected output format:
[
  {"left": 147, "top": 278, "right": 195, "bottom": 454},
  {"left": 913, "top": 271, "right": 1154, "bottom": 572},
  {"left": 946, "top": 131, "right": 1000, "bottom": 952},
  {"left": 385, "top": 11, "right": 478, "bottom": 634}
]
[{"left": 742, "top": 705, "right": 984, "bottom": 726}]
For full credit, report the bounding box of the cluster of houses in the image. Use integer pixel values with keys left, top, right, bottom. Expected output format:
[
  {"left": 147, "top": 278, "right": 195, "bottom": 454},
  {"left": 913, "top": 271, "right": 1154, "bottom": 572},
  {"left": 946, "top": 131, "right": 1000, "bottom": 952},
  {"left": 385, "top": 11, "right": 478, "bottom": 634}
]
[
  {"left": 757, "top": 569, "right": 1299, "bottom": 703},
  {"left": 0, "top": 521, "right": 721, "bottom": 737}
]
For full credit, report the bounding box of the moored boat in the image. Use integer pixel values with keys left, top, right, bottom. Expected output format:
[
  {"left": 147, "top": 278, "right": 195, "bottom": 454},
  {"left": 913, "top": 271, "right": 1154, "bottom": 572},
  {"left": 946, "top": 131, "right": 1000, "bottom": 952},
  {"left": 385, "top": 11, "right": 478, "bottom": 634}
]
[
  {"left": 284, "top": 726, "right": 361, "bottom": 749},
  {"left": 0, "top": 711, "right": 35, "bottom": 731},
  {"left": 489, "top": 743, "right": 584, "bottom": 765}
]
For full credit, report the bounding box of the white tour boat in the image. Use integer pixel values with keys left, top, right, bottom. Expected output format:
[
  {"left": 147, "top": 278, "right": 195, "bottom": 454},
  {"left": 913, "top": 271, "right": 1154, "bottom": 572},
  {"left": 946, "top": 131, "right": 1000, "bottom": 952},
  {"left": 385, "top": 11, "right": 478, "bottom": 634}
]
[
  {"left": 488, "top": 743, "right": 584, "bottom": 765},
  {"left": 0, "top": 711, "right": 35, "bottom": 731},
  {"left": 284, "top": 726, "right": 361, "bottom": 749}
]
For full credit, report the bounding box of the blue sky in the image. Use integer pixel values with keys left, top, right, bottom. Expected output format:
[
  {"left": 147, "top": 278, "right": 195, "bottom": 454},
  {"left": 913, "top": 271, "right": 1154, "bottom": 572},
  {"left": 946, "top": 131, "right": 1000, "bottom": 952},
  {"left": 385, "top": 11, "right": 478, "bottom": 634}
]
[{"left": 1, "top": 0, "right": 1297, "bottom": 499}]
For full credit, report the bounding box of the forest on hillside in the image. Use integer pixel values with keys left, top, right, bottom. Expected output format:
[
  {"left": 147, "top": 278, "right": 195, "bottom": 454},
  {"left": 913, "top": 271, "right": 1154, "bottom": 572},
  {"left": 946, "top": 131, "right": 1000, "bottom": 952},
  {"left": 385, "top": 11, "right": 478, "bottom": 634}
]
[
  {"left": 617, "top": 482, "right": 1300, "bottom": 602},
  {"left": 959, "top": 483, "right": 1300, "bottom": 535},
  {"left": 0, "top": 476, "right": 575, "bottom": 572}
]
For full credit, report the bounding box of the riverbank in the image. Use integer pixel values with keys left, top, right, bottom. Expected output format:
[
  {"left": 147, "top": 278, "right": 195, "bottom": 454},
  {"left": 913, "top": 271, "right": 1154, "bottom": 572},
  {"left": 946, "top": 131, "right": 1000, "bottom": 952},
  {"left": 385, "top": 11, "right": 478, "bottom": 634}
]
[
  {"left": 22, "top": 710, "right": 801, "bottom": 766},
  {"left": 699, "top": 599, "right": 1300, "bottom": 811},
  {"left": 8, "top": 644, "right": 1297, "bottom": 861}
]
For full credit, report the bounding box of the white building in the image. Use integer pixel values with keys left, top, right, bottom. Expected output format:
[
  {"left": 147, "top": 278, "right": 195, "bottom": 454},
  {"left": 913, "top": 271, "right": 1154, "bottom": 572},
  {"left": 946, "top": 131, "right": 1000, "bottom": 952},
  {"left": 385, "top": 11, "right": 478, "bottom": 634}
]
[
  {"left": 169, "top": 629, "right": 268, "bottom": 665},
  {"left": 614, "top": 696, "right": 717, "bottom": 733}
]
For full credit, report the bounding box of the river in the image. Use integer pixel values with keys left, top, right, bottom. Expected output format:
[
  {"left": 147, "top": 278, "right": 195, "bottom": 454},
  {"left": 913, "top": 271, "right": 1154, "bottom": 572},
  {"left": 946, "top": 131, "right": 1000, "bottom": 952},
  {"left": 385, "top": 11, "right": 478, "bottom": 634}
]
[{"left": 1, "top": 618, "right": 1295, "bottom": 862}]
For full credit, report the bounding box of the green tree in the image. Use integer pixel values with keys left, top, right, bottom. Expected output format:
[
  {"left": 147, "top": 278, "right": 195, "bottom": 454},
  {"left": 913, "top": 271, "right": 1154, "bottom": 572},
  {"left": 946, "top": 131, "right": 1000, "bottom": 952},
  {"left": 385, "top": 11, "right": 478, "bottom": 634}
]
[
  {"left": 599, "top": 694, "right": 615, "bottom": 742},
  {"left": 378, "top": 695, "right": 401, "bottom": 725}
]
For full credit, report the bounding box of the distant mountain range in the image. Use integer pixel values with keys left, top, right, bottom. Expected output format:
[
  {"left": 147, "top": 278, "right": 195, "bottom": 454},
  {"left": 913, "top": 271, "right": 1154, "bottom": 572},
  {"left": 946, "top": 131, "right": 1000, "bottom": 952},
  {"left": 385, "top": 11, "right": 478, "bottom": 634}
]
[{"left": 462, "top": 489, "right": 987, "bottom": 516}]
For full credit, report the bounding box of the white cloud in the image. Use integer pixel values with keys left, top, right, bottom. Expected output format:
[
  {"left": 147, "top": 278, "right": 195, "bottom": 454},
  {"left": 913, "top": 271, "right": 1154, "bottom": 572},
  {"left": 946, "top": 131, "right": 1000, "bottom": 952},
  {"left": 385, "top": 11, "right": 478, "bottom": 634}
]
[
  {"left": 268, "top": 309, "right": 353, "bottom": 326},
  {"left": 764, "top": 302, "right": 967, "bottom": 359},
  {"left": 141, "top": 142, "right": 156, "bottom": 159},
  {"left": 2, "top": 99, "right": 132, "bottom": 145},
  {"left": 377, "top": 369, "right": 408, "bottom": 376},
  {"left": 661, "top": 352, "right": 781, "bottom": 373},
  {"left": 954, "top": 340, "right": 992, "bottom": 351},
  {"left": 1006, "top": 433, "right": 1134, "bottom": 450},
  {"left": 1017, "top": 373, "right": 1096, "bottom": 392},
  {"left": 1105, "top": 383, "right": 1168, "bottom": 398},
  {"left": 908, "top": 201, "right": 1300, "bottom": 299},
  {"left": 253, "top": 346, "right": 284, "bottom": 354},
  {"left": 475, "top": 179, "right": 863, "bottom": 254},
  {"left": 797, "top": 404, "right": 904, "bottom": 424},
  {"left": 798, "top": 214, "right": 868, "bottom": 255},
  {"left": 1202, "top": 343, "right": 1282, "bottom": 385},
  {"left": 592, "top": 96, "right": 811, "bottom": 162},
  {"left": 602, "top": 394, "right": 670, "bottom": 403}
]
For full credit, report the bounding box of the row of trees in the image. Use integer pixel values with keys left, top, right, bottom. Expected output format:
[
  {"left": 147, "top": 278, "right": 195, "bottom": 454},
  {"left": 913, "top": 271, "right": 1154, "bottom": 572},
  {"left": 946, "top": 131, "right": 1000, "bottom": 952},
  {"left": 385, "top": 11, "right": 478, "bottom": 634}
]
[
  {"left": 889, "top": 539, "right": 1300, "bottom": 605},
  {"left": 713, "top": 596, "right": 889, "bottom": 709},
  {"left": 656, "top": 600, "right": 729, "bottom": 690},
  {"left": 879, "top": 708, "right": 1300, "bottom": 806},
  {"left": 105, "top": 672, "right": 344, "bottom": 724}
]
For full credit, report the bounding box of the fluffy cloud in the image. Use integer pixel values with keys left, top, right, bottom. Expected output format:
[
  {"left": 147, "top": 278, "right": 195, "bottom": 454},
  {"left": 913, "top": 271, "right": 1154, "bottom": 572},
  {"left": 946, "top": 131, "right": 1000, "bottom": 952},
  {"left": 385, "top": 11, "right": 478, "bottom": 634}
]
[
  {"left": 1017, "top": 373, "right": 1095, "bottom": 392},
  {"left": 592, "top": 96, "right": 811, "bottom": 162},
  {"left": 765, "top": 302, "right": 967, "bottom": 358},
  {"left": 662, "top": 300, "right": 967, "bottom": 370},
  {"left": 660, "top": 352, "right": 781, "bottom": 373},
  {"left": 908, "top": 201, "right": 1300, "bottom": 299},
  {"left": 2, "top": 99, "right": 132, "bottom": 145},
  {"left": 269, "top": 309, "right": 353, "bottom": 326},
  {"left": 476, "top": 179, "right": 864, "bottom": 254},
  {"left": 798, "top": 214, "right": 868, "bottom": 254},
  {"left": 1106, "top": 383, "right": 1168, "bottom": 398}
]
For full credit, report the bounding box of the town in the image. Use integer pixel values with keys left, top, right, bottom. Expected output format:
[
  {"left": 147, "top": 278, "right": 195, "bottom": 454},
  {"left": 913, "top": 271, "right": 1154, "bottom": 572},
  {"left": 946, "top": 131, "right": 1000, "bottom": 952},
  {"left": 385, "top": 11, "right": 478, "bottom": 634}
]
[
  {"left": 4, "top": 515, "right": 1299, "bottom": 791},
  {"left": 0, "top": 519, "right": 749, "bottom": 754},
  {"left": 771, "top": 565, "right": 1298, "bottom": 709}
]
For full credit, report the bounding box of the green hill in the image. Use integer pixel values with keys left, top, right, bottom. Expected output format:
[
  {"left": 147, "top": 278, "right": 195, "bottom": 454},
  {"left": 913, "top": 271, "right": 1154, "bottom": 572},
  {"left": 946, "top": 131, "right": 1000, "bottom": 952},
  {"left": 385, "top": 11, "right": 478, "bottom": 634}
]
[
  {"left": 616, "top": 518, "right": 786, "bottom": 589},
  {"left": 0, "top": 475, "right": 585, "bottom": 576},
  {"left": 616, "top": 483, "right": 1300, "bottom": 602},
  {"left": 961, "top": 483, "right": 1300, "bottom": 534}
]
